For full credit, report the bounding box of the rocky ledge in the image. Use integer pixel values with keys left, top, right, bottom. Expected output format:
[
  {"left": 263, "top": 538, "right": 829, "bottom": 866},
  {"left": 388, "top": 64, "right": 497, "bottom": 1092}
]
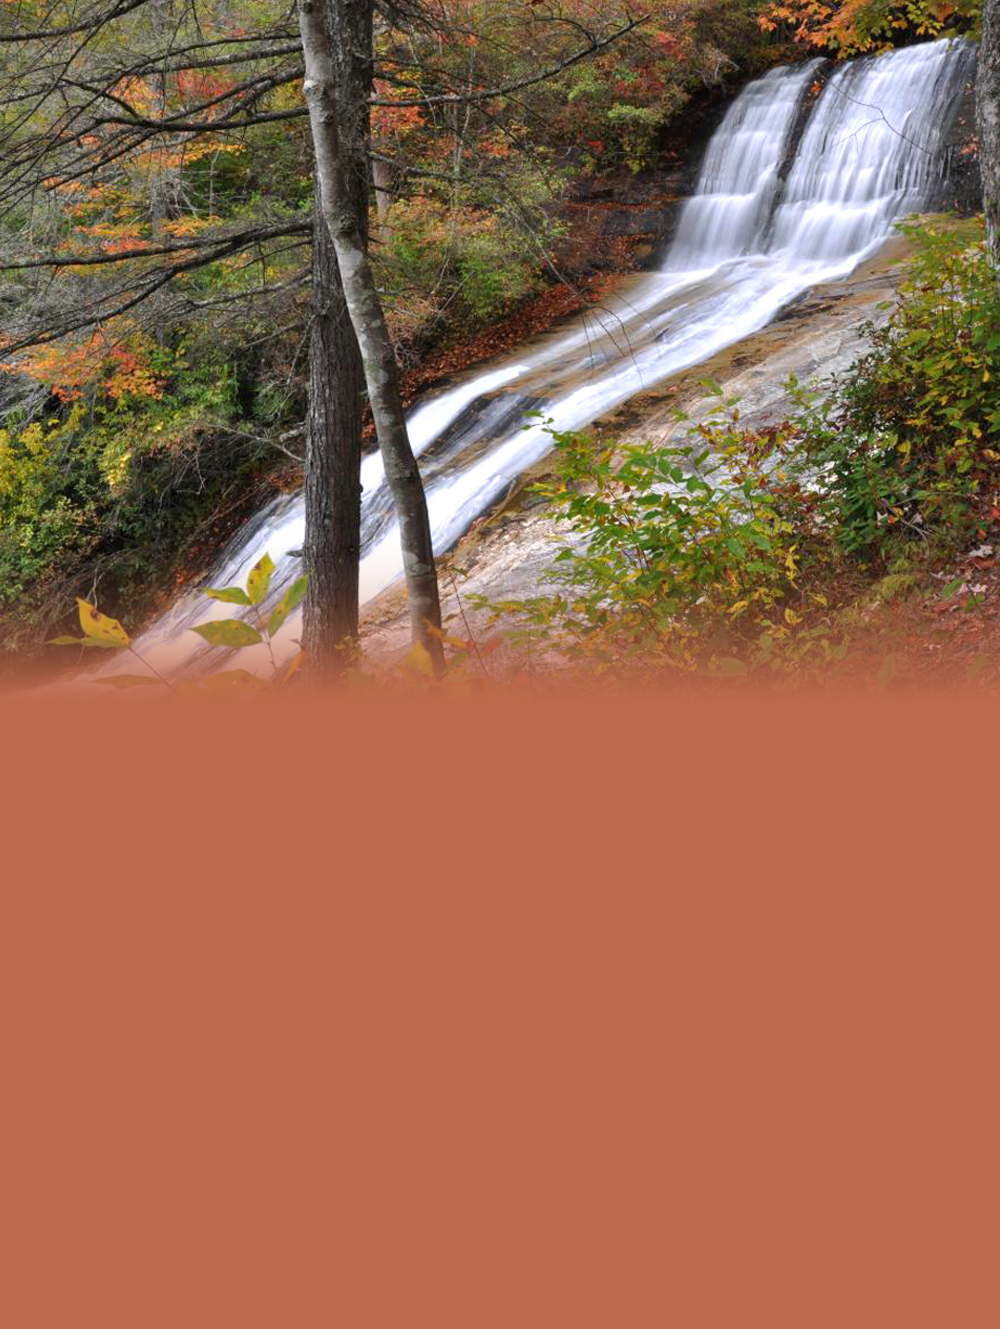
[{"left": 361, "top": 235, "right": 917, "bottom": 663}]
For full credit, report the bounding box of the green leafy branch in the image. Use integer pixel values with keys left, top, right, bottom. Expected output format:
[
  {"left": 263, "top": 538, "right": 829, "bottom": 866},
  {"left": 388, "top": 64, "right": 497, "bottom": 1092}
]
[{"left": 48, "top": 551, "right": 308, "bottom": 693}]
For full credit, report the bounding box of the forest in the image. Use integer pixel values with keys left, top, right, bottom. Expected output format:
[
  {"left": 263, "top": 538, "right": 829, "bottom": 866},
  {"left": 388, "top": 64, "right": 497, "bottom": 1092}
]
[{"left": 0, "top": 0, "right": 997, "bottom": 693}]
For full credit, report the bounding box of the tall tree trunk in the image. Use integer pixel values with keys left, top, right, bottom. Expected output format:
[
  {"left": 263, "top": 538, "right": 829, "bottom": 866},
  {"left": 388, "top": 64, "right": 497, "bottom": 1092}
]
[
  {"left": 298, "top": 0, "right": 444, "bottom": 673},
  {"left": 979, "top": 0, "right": 1000, "bottom": 269},
  {"left": 301, "top": 0, "right": 372, "bottom": 677},
  {"left": 302, "top": 187, "right": 365, "bottom": 675},
  {"left": 148, "top": 0, "right": 181, "bottom": 346},
  {"left": 372, "top": 154, "right": 396, "bottom": 240}
]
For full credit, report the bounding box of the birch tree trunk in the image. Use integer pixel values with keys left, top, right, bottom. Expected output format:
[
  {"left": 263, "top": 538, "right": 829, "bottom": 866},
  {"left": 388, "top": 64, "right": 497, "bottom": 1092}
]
[
  {"left": 979, "top": 0, "right": 1000, "bottom": 270},
  {"left": 298, "top": 0, "right": 444, "bottom": 673}
]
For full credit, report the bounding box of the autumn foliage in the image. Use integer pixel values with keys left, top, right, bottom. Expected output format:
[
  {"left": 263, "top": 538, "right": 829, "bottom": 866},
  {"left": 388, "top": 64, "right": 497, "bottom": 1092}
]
[
  {"left": 0, "top": 0, "right": 778, "bottom": 655},
  {"left": 5, "top": 329, "right": 167, "bottom": 404},
  {"left": 757, "top": 0, "right": 981, "bottom": 53}
]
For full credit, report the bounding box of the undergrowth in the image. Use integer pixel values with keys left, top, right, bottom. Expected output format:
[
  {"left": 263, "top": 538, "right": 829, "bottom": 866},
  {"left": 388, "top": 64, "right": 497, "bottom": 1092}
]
[
  {"left": 0, "top": 338, "right": 295, "bottom": 660},
  {"left": 25, "top": 219, "right": 1000, "bottom": 693},
  {"left": 475, "top": 218, "right": 1000, "bottom": 682}
]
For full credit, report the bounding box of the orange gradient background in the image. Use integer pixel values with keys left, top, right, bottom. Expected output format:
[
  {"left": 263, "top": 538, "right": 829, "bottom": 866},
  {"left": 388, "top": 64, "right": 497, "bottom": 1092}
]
[{"left": 2, "top": 695, "right": 997, "bottom": 1327}]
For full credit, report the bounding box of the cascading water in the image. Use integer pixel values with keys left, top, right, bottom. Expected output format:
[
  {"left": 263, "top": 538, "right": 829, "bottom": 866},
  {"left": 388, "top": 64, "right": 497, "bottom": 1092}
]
[
  {"left": 667, "top": 59, "right": 826, "bottom": 266},
  {"left": 119, "top": 37, "right": 976, "bottom": 677},
  {"left": 770, "top": 42, "right": 975, "bottom": 261}
]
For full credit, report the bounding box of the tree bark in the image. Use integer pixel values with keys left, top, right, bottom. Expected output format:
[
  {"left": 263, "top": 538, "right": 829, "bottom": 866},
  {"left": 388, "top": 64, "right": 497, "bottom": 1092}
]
[
  {"left": 979, "top": 0, "right": 1000, "bottom": 269},
  {"left": 148, "top": 0, "right": 181, "bottom": 346},
  {"left": 372, "top": 153, "right": 396, "bottom": 240},
  {"left": 302, "top": 187, "right": 365, "bottom": 674},
  {"left": 298, "top": 0, "right": 444, "bottom": 673},
  {"left": 301, "top": 0, "right": 372, "bottom": 677}
]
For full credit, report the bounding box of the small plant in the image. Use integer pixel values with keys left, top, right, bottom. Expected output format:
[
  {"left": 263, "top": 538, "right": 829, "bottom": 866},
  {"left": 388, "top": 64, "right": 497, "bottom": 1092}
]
[
  {"left": 476, "top": 399, "right": 836, "bottom": 677},
  {"left": 477, "top": 221, "right": 1000, "bottom": 685},
  {"left": 198, "top": 553, "right": 308, "bottom": 679},
  {"left": 48, "top": 553, "right": 307, "bottom": 693},
  {"left": 800, "top": 219, "right": 1000, "bottom": 562}
]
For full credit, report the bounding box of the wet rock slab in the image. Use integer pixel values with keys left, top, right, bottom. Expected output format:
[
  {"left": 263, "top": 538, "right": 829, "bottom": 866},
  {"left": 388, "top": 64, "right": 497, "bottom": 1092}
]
[{"left": 361, "top": 238, "right": 912, "bottom": 663}]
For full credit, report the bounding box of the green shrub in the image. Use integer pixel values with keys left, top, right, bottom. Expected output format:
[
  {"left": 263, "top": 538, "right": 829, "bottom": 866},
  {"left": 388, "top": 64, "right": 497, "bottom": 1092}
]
[
  {"left": 481, "top": 221, "right": 1000, "bottom": 677},
  {"left": 605, "top": 104, "right": 670, "bottom": 174},
  {"left": 802, "top": 218, "right": 1000, "bottom": 558},
  {"left": 0, "top": 344, "right": 277, "bottom": 645},
  {"left": 378, "top": 174, "right": 563, "bottom": 342},
  {"left": 478, "top": 397, "right": 832, "bottom": 675}
]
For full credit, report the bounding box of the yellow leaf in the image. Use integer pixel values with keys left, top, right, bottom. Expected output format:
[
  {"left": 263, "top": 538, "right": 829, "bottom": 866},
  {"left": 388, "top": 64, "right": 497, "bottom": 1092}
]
[
  {"left": 203, "top": 670, "right": 269, "bottom": 693},
  {"left": 246, "top": 553, "right": 275, "bottom": 607},
  {"left": 76, "top": 599, "right": 129, "bottom": 648},
  {"left": 96, "top": 674, "right": 163, "bottom": 690},
  {"left": 406, "top": 642, "right": 434, "bottom": 677},
  {"left": 282, "top": 651, "right": 305, "bottom": 685},
  {"left": 426, "top": 624, "right": 468, "bottom": 650}
]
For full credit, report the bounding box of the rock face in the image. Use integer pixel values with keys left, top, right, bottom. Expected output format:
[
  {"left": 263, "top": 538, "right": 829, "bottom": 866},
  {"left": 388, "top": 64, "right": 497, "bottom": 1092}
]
[
  {"left": 940, "top": 56, "right": 981, "bottom": 216},
  {"left": 981, "top": 1, "right": 1000, "bottom": 262},
  {"left": 611, "top": 237, "right": 916, "bottom": 443},
  {"left": 361, "top": 238, "right": 914, "bottom": 662},
  {"left": 554, "top": 96, "right": 737, "bottom": 275},
  {"left": 553, "top": 46, "right": 982, "bottom": 283}
]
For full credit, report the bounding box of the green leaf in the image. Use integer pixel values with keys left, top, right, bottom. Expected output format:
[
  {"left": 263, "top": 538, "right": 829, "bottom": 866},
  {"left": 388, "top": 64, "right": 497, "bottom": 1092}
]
[
  {"left": 203, "top": 669, "right": 269, "bottom": 692},
  {"left": 940, "top": 577, "right": 965, "bottom": 599},
  {"left": 282, "top": 651, "right": 305, "bottom": 685},
  {"left": 717, "top": 657, "right": 748, "bottom": 676},
  {"left": 967, "top": 654, "right": 990, "bottom": 681},
  {"left": 267, "top": 575, "right": 309, "bottom": 637},
  {"left": 96, "top": 675, "right": 164, "bottom": 689},
  {"left": 406, "top": 641, "right": 435, "bottom": 677},
  {"left": 246, "top": 553, "right": 275, "bottom": 606},
  {"left": 77, "top": 599, "right": 129, "bottom": 649},
  {"left": 191, "top": 620, "right": 263, "bottom": 649},
  {"left": 877, "top": 654, "right": 897, "bottom": 690},
  {"left": 206, "top": 586, "right": 252, "bottom": 606}
]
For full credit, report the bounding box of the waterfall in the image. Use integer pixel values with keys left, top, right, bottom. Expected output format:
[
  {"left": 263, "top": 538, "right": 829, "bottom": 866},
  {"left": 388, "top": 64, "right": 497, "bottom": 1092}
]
[
  {"left": 769, "top": 41, "right": 976, "bottom": 261},
  {"left": 667, "top": 59, "right": 825, "bottom": 267},
  {"left": 117, "top": 38, "right": 976, "bottom": 677}
]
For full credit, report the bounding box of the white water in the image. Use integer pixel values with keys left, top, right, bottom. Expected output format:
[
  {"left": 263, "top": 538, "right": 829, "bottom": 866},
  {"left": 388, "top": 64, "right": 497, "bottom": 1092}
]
[{"left": 119, "top": 38, "right": 975, "bottom": 676}]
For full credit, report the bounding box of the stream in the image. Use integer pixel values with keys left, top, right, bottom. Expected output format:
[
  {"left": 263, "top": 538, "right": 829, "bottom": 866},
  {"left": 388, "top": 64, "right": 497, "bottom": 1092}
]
[{"left": 114, "top": 37, "right": 977, "bottom": 677}]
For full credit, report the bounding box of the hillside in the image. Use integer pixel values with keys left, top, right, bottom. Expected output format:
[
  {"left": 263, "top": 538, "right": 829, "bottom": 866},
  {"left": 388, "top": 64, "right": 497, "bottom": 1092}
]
[{"left": 0, "top": 1, "right": 995, "bottom": 693}]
